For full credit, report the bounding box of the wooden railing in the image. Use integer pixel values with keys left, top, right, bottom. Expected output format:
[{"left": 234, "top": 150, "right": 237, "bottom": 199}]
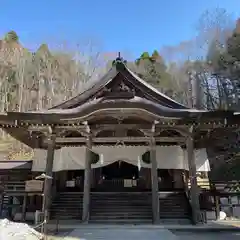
[
  {"left": 188, "top": 179, "right": 240, "bottom": 192},
  {"left": 214, "top": 181, "right": 240, "bottom": 193},
  {"left": 188, "top": 178, "right": 211, "bottom": 190},
  {"left": 186, "top": 179, "right": 240, "bottom": 219},
  {"left": 0, "top": 181, "right": 26, "bottom": 192}
]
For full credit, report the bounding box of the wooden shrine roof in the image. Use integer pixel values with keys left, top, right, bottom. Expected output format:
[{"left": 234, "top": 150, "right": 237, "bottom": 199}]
[
  {"left": 0, "top": 58, "right": 236, "bottom": 122},
  {"left": 0, "top": 57, "right": 239, "bottom": 149},
  {"left": 0, "top": 160, "right": 32, "bottom": 170},
  {"left": 51, "top": 57, "right": 188, "bottom": 110}
]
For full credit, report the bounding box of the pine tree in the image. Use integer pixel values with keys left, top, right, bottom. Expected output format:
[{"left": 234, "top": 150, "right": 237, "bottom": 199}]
[{"left": 4, "top": 31, "right": 19, "bottom": 42}]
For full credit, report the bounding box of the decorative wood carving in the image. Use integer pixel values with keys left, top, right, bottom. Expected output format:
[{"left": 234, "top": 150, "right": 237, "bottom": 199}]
[{"left": 96, "top": 80, "right": 135, "bottom": 99}]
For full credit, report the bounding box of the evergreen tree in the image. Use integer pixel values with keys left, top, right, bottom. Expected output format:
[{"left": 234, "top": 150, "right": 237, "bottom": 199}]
[
  {"left": 135, "top": 51, "right": 173, "bottom": 94},
  {"left": 4, "top": 31, "right": 19, "bottom": 42}
]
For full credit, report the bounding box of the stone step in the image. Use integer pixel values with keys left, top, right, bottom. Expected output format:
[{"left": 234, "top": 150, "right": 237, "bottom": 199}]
[
  {"left": 92, "top": 211, "right": 152, "bottom": 215},
  {"left": 55, "top": 199, "right": 83, "bottom": 201},
  {"left": 52, "top": 201, "right": 83, "bottom": 204},
  {"left": 91, "top": 204, "right": 151, "bottom": 208},
  {"left": 52, "top": 205, "right": 83, "bottom": 208},
  {"left": 91, "top": 201, "right": 151, "bottom": 203},
  {"left": 57, "top": 196, "right": 83, "bottom": 197},
  {"left": 91, "top": 207, "right": 151, "bottom": 211},
  {"left": 51, "top": 208, "right": 82, "bottom": 211},
  {"left": 55, "top": 198, "right": 83, "bottom": 200},
  {"left": 51, "top": 215, "right": 81, "bottom": 220},
  {"left": 51, "top": 213, "right": 82, "bottom": 217},
  {"left": 160, "top": 214, "right": 189, "bottom": 217},
  {"left": 51, "top": 191, "right": 190, "bottom": 221},
  {"left": 90, "top": 216, "right": 152, "bottom": 219},
  {"left": 89, "top": 220, "right": 152, "bottom": 224},
  {"left": 52, "top": 203, "right": 83, "bottom": 206},
  {"left": 90, "top": 193, "right": 152, "bottom": 223},
  {"left": 91, "top": 197, "right": 151, "bottom": 199},
  {"left": 51, "top": 215, "right": 81, "bottom": 218},
  {"left": 51, "top": 204, "right": 82, "bottom": 208},
  {"left": 91, "top": 208, "right": 151, "bottom": 212},
  {"left": 58, "top": 192, "right": 83, "bottom": 195},
  {"left": 91, "top": 195, "right": 151, "bottom": 197},
  {"left": 91, "top": 196, "right": 151, "bottom": 198},
  {"left": 50, "top": 193, "right": 83, "bottom": 220},
  {"left": 51, "top": 211, "right": 81, "bottom": 214}
]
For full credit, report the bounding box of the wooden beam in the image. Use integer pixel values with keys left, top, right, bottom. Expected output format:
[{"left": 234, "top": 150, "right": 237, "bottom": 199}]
[
  {"left": 29, "top": 124, "right": 153, "bottom": 132},
  {"left": 27, "top": 123, "right": 231, "bottom": 133},
  {"left": 54, "top": 136, "right": 185, "bottom": 143}
]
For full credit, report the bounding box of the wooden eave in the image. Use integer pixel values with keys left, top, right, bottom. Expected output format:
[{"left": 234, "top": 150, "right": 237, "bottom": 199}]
[
  {"left": 0, "top": 96, "right": 239, "bottom": 150},
  {"left": 3, "top": 98, "right": 236, "bottom": 124},
  {"left": 0, "top": 112, "right": 239, "bottom": 150},
  {"left": 0, "top": 161, "right": 32, "bottom": 170}
]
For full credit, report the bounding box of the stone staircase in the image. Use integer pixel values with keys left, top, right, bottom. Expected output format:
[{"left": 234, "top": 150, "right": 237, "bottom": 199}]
[
  {"left": 90, "top": 192, "right": 152, "bottom": 223},
  {"left": 49, "top": 191, "right": 191, "bottom": 223},
  {"left": 159, "top": 192, "right": 191, "bottom": 221},
  {"left": 50, "top": 192, "right": 83, "bottom": 220}
]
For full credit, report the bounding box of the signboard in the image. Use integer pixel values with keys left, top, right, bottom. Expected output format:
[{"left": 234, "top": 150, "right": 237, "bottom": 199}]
[
  {"left": 25, "top": 180, "right": 43, "bottom": 192},
  {"left": 66, "top": 180, "right": 75, "bottom": 187},
  {"left": 124, "top": 179, "right": 132, "bottom": 187}
]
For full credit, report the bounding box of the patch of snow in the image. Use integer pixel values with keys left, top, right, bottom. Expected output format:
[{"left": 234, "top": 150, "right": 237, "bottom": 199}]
[
  {"left": 220, "top": 211, "right": 227, "bottom": 220},
  {"left": 0, "top": 219, "right": 42, "bottom": 240}
]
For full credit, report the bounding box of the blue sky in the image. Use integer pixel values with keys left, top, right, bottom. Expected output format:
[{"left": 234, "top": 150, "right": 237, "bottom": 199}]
[{"left": 0, "top": 0, "right": 240, "bottom": 58}]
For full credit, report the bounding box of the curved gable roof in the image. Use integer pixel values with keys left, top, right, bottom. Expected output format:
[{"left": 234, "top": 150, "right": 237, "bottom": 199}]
[{"left": 51, "top": 58, "right": 187, "bottom": 110}]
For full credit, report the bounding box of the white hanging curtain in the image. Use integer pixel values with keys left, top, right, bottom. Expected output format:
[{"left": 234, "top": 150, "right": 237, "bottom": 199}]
[{"left": 32, "top": 146, "right": 210, "bottom": 172}]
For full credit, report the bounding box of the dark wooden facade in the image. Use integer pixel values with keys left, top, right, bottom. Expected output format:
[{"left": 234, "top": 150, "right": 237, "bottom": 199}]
[{"left": 0, "top": 57, "right": 239, "bottom": 225}]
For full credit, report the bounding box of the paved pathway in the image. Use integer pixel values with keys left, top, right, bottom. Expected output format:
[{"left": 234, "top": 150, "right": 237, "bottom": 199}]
[
  {"left": 63, "top": 228, "right": 178, "bottom": 239},
  {"left": 174, "top": 231, "right": 240, "bottom": 240},
  {"left": 61, "top": 228, "right": 240, "bottom": 240}
]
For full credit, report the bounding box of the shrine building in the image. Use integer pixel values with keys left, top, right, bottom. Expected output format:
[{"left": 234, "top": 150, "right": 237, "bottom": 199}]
[{"left": 0, "top": 56, "right": 239, "bottom": 225}]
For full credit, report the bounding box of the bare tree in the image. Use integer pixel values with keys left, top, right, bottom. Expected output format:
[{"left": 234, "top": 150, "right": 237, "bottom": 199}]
[
  {"left": 0, "top": 37, "right": 107, "bottom": 157},
  {"left": 160, "top": 8, "right": 235, "bottom": 110}
]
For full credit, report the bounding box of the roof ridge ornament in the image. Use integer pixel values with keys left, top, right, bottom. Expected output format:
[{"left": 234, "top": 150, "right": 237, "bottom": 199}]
[
  {"left": 112, "top": 52, "right": 127, "bottom": 71},
  {"left": 116, "top": 52, "right": 122, "bottom": 61}
]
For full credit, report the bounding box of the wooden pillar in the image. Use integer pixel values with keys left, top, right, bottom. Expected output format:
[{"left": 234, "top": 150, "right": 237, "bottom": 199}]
[
  {"left": 82, "top": 136, "right": 92, "bottom": 223},
  {"left": 43, "top": 134, "right": 56, "bottom": 235},
  {"left": 150, "top": 136, "right": 160, "bottom": 224},
  {"left": 21, "top": 194, "right": 27, "bottom": 221},
  {"left": 8, "top": 196, "right": 13, "bottom": 219},
  {"left": 186, "top": 133, "right": 201, "bottom": 224},
  {"left": 214, "top": 195, "right": 220, "bottom": 220}
]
